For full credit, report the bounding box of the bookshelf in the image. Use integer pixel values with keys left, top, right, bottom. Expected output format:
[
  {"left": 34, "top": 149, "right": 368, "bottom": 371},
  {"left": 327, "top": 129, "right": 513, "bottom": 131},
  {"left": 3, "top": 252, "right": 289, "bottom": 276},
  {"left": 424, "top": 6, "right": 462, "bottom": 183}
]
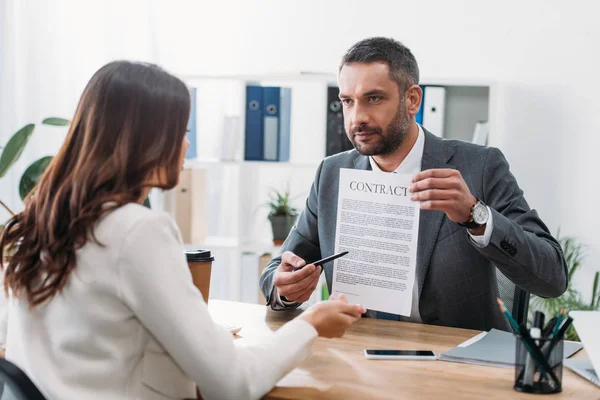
[
  {"left": 155, "top": 71, "right": 499, "bottom": 305},
  {"left": 184, "top": 159, "right": 321, "bottom": 169}
]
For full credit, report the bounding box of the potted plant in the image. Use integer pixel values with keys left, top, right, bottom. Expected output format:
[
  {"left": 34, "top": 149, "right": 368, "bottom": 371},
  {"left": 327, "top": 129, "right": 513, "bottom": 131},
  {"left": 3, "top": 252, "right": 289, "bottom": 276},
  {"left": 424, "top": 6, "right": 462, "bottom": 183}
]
[
  {"left": 266, "top": 187, "right": 299, "bottom": 246},
  {"left": 530, "top": 233, "right": 600, "bottom": 341}
]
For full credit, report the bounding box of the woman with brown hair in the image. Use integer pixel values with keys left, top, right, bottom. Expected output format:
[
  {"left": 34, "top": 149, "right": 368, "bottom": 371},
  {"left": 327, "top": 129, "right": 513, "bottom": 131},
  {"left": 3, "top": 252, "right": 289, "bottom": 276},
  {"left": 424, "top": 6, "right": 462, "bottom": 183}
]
[{"left": 0, "top": 61, "right": 365, "bottom": 400}]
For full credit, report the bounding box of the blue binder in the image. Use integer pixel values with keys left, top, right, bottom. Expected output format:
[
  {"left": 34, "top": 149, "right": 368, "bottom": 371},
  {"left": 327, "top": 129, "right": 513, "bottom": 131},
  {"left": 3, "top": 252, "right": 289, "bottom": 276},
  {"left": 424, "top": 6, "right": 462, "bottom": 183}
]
[
  {"left": 244, "top": 85, "right": 263, "bottom": 161},
  {"left": 185, "top": 87, "right": 197, "bottom": 159},
  {"left": 278, "top": 87, "right": 292, "bottom": 162},
  {"left": 415, "top": 85, "right": 425, "bottom": 125},
  {"left": 262, "top": 87, "right": 292, "bottom": 162},
  {"left": 262, "top": 87, "right": 280, "bottom": 161}
]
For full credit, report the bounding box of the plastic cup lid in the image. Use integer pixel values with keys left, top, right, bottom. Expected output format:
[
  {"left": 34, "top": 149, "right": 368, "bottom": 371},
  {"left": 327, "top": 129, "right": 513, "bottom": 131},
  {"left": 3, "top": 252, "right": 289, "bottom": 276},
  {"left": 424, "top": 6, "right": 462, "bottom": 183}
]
[{"left": 184, "top": 248, "right": 215, "bottom": 262}]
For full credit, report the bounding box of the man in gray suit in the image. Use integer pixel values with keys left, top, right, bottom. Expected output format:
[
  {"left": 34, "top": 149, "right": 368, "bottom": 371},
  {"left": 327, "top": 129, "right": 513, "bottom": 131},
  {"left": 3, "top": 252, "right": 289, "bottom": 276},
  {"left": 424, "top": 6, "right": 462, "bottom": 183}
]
[{"left": 259, "top": 37, "right": 567, "bottom": 331}]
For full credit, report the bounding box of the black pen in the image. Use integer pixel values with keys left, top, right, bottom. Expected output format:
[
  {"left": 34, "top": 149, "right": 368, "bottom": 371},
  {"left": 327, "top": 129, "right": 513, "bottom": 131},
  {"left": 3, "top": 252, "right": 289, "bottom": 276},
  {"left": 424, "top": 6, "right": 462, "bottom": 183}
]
[
  {"left": 541, "top": 316, "right": 574, "bottom": 368},
  {"left": 542, "top": 316, "right": 557, "bottom": 338},
  {"left": 555, "top": 316, "right": 573, "bottom": 340},
  {"left": 293, "top": 251, "right": 349, "bottom": 271},
  {"left": 546, "top": 316, "right": 574, "bottom": 354}
]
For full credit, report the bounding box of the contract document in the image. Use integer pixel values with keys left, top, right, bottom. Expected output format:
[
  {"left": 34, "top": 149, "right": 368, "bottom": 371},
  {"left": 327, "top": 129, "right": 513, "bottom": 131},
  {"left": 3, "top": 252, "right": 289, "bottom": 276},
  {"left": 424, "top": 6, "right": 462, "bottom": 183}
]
[{"left": 331, "top": 168, "right": 420, "bottom": 316}]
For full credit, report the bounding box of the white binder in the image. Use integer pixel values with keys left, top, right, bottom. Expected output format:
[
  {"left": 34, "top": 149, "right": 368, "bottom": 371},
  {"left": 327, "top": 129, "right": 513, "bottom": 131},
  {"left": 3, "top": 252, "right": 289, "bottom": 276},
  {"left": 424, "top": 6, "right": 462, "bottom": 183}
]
[
  {"left": 471, "top": 121, "right": 489, "bottom": 145},
  {"left": 422, "top": 86, "right": 446, "bottom": 137}
]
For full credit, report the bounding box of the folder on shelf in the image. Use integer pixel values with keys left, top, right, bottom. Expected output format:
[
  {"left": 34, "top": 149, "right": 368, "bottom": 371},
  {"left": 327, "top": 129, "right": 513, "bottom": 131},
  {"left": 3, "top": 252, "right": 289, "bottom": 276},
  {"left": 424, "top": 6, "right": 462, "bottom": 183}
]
[
  {"left": 415, "top": 85, "right": 425, "bottom": 125},
  {"left": 262, "top": 87, "right": 292, "bottom": 161},
  {"left": 278, "top": 87, "right": 292, "bottom": 162},
  {"left": 471, "top": 120, "right": 489, "bottom": 145},
  {"left": 422, "top": 86, "right": 446, "bottom": 137},
  {"left": 186, "top": 87, "right": 197, "bottom": 159},
  {"left": 262, "top": 87, "right": 279, "bottom": 161},
  {"left": 326, "top": 86, "right": 354, "bottom": 156},
  {"left": 244, "top": 85, "right": 264, "bottom": 161}
]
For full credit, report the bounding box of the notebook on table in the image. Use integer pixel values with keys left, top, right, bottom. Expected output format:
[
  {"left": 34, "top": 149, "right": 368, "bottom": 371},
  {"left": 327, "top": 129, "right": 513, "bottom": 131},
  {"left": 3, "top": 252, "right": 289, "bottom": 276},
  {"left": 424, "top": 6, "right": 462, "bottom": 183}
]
[{"left": 438, "top": 328, "right": 583, "bottom": 368}]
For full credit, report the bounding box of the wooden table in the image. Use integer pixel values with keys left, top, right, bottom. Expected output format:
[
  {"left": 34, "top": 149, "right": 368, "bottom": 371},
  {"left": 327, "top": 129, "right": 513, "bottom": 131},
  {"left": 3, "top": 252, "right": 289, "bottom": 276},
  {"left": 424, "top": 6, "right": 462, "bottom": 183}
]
[{"left": 208, "top": 300, "right": 599, "bottom": 400}]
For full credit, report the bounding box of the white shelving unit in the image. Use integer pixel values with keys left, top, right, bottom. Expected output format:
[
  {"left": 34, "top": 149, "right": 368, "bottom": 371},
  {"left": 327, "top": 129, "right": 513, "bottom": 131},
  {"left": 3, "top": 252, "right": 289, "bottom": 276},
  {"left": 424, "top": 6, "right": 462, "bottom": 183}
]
[{"left": 159, "top": 71, "right": 499, "bottom": 304}]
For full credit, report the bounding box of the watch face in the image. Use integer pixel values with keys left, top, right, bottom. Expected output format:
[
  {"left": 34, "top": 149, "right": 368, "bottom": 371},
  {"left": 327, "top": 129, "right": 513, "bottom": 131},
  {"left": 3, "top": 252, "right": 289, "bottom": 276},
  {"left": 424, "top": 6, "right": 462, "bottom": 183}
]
[{"left": 473, "top": 203, "right": 489, "bottom": 225}]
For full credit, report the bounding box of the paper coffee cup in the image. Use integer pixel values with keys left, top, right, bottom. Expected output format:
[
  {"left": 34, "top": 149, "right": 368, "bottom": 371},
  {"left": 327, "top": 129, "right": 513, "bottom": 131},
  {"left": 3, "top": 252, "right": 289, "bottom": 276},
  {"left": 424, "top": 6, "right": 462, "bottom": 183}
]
[{"left": 185, "top": 248, "right": 214, "bottom": 303}]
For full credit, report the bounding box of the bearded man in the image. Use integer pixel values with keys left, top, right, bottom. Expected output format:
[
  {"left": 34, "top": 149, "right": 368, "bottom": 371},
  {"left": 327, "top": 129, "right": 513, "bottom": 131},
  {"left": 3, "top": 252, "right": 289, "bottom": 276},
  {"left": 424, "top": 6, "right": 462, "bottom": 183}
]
[{"left": 259, "top": 37, "right": 567, "bottom": 331}]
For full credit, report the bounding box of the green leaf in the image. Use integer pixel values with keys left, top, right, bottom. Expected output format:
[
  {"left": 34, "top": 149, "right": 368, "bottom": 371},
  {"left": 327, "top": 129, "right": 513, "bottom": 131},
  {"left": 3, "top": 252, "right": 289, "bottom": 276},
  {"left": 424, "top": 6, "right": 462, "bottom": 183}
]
[
  {"left": 559, "top": 236, "right": 584, "bottom": 283},
  {"left": 566, "top": 325, "right": 580, "bottom": 341},
  {"left": 41, "top": 117, "right": 70, "bottom": 126},
  {"left": 19, "top": 156, "right": 53, "bottom": 200},
  {"left": 530, "top": 234, "right": 600, "bottom": 339},
  {"left": 143, "top": 196, "right": 151, "bottom": 209},
  {"left": 592, "top": 271, "right": 599, "bottom": 309},
  {"left": 0, "top": 124, "right": 35, "bottom": 178}
]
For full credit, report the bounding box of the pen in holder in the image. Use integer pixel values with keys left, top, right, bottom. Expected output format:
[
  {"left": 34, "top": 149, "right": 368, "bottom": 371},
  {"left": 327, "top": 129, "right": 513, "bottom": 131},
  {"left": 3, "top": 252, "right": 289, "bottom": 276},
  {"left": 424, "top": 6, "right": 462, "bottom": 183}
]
[{"left": 514, "top": 335, "right": 563, "bottom": 394}]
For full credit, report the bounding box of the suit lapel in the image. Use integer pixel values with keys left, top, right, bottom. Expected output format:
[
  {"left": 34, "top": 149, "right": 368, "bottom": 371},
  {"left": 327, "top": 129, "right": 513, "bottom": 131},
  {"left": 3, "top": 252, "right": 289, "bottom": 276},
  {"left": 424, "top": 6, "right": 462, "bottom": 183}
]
[
  {"left": 352, "top": 154, "right": 371, "bottom": 170},
  {"left": 416, "top": 130, "right": 455, "bottom": 295}
]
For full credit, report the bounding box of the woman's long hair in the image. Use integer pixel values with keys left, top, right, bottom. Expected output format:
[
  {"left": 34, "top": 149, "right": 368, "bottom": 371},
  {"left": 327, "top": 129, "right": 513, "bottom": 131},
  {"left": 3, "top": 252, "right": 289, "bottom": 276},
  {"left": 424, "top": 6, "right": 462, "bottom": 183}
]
[{"left": 0, "top": 61, "right": 191, "bottom": 307}]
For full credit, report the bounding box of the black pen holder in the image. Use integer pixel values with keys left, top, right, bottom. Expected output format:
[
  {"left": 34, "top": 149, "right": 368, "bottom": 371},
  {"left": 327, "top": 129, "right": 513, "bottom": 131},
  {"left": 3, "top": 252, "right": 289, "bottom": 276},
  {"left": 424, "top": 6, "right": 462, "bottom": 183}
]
[{"left": 514, "top": 336, "right": 563, "bottom": 394}]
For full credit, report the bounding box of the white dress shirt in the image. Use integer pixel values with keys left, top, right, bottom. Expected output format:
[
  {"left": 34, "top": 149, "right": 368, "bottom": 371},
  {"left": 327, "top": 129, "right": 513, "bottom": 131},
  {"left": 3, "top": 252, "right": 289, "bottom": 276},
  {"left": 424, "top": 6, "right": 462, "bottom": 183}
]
[{"left": 3, "top": 204, "right": 317, "bottom": 400}]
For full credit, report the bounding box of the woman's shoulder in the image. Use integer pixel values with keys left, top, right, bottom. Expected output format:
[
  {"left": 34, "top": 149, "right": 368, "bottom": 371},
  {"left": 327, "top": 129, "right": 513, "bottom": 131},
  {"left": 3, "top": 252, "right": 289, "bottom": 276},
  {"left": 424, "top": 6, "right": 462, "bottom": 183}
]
[{"left": 97, "top": 203, "right": 180, "bottom": 244}]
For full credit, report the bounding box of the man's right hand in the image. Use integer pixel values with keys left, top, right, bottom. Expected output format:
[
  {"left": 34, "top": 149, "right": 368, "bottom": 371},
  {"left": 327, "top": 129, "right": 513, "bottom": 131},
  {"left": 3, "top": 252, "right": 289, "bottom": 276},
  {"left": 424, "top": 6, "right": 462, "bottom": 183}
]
[{"left": 272, "top": 251, "right": 321, "bottom": 304}]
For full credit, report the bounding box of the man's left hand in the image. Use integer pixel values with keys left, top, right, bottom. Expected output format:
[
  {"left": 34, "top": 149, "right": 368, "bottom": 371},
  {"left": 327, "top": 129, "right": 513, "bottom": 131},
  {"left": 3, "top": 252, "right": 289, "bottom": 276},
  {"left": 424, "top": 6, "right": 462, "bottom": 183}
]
[{"left": 410, "top": 168, "right": 477, "bottom": 224}]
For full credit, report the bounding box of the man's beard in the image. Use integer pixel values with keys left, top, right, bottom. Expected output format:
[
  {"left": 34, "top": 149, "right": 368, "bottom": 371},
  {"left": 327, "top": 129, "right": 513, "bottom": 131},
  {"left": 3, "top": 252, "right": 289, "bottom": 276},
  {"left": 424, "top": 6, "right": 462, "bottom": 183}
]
[{"left": 349, "top": 102, "right": 410, "bottom": 156}]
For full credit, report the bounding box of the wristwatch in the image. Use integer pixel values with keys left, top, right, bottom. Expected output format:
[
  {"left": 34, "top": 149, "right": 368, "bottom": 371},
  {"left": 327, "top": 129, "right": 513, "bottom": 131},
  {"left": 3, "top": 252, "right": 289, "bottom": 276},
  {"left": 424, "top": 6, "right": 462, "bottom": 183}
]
[{"left": 459, "top": 199, "right": 489, "bottom": 229}]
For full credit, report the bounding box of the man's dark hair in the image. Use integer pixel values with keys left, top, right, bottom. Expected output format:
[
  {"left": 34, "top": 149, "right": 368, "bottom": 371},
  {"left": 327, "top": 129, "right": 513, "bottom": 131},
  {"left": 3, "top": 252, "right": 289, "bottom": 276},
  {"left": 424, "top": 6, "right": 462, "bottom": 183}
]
[{"left": 340, "top": 37, "right": 420, "bottom": 92}]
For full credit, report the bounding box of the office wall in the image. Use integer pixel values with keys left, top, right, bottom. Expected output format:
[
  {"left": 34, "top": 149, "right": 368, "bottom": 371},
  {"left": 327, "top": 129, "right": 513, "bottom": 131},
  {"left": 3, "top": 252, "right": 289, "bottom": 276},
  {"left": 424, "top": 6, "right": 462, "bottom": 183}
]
[
  {"left": 0, "top": 0, "right": 155, "bottom": 220},
  {"left": 2, "top": 0, "right": 599, "bottom": 300}
]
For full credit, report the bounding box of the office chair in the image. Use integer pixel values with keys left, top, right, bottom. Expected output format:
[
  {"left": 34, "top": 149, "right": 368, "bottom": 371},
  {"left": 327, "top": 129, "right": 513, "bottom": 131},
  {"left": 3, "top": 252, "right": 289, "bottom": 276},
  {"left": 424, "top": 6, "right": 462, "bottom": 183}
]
[
  {"left": 0, "top": 359, "right": 46, "bottom": 400},
  {"left": 496, "top": 268, "right": 529, "bottom": 327}
]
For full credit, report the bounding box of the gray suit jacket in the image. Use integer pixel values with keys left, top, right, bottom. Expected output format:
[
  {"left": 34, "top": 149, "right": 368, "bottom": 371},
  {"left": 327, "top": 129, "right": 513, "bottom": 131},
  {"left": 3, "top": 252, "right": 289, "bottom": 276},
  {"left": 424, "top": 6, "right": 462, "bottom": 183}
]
[{"left": 260, "top": 130, "right": 567, "bottom": 331}]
